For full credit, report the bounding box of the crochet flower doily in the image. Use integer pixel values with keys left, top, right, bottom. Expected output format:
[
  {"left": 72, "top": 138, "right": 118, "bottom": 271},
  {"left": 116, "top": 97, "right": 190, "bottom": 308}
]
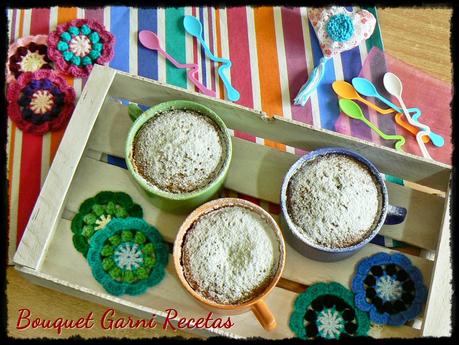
[
  {"left": 289, "top": 282, "right": 370, "bottom": 339},
  {"left": 6, "top": 70, "right": 76, "bottom": 135},
  {"left": 352, "top": 252, "right": 427, "bottom": 326},
  {"left": 87, "top": 217, "right": 169, "bottom": 296},
  {"left": 7, "top": 35, "right": 53, "bottom": 83},
  {"left": 47, "top": 19, "right": 115, "bottom": 77},
  {"left": 308, "top": 7, "right": 376, "bottom": 58},
  {"left": 71, "top": 191, "right": 143, "bottom": 257}
]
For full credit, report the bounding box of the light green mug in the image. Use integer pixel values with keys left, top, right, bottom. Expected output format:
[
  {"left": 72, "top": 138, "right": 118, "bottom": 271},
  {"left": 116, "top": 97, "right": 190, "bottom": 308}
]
[{"left": 125, "top": 100, "right": 232, "bottom": 214}]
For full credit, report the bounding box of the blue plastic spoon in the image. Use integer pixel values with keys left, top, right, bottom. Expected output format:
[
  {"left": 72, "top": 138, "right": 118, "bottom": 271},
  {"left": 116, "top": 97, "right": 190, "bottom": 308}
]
[
  {"left": 352, "top": 77, "right": 444, "bottom": 147},
  {"left": 183, "top": 15, "right": 240, "bottom": 102}
]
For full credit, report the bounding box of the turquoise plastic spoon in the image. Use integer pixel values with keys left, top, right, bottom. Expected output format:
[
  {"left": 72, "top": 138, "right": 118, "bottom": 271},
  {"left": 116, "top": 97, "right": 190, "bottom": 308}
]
[
  {"left": 183, "top": 15, "right": 240, "bottom": 102},
  {"left": 352, "top": 77, "right": 444, "bottom": 147},
  {"left": 339, "top": 99, "right": 406, "bottom": 151}
]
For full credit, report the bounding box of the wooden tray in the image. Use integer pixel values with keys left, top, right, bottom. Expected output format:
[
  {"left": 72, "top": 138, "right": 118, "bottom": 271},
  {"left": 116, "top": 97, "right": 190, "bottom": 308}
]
[{"left": 14, "top": 65, "right": 452, "bottom": 338}]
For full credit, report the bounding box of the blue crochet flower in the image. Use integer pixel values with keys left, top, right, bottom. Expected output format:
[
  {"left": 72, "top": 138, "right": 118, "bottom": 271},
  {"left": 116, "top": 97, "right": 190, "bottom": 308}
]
[
  {"left": 87, "top": 217, "right": 168, "bottom": 296},
  {"left": 326, "top": 14, "right": 355, "bottom": 42},
  {"left": 352, "top": 252, "right": 427, "bottom": 326}
]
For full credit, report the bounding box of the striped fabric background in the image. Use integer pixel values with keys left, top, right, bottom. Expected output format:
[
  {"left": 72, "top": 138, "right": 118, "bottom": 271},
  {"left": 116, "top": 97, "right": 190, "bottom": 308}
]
[{"left": 7, "top": 6, "right": 396, "bottom": 262}]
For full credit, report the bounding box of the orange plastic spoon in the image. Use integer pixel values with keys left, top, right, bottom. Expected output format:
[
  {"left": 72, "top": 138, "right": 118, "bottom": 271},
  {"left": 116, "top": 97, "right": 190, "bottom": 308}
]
[{"left": 395, "top": 113, "right": 430, "bottom": 143}]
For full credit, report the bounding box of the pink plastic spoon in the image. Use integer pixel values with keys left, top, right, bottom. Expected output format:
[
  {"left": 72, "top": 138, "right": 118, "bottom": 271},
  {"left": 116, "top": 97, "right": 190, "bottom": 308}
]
[{"left": 138, "top": 30, "right": 215, "bottom": 97}]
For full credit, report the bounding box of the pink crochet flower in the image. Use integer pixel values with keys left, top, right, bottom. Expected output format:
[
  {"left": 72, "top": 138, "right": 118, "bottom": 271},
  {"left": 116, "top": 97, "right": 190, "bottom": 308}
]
[
  {"left": 47, "top": 19, "right": 115, "bottom": 78},
  {"left": 7, "top": 70, "right": 76, "bottom": 135},
  {"left": 7, "top": 35, "right": 53, "bottom": 83}
]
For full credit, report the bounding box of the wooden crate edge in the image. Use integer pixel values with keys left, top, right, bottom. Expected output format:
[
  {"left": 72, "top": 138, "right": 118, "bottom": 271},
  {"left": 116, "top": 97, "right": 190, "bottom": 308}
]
[{"left": 13, "top": 65, "right": 117, "bottom": 270}]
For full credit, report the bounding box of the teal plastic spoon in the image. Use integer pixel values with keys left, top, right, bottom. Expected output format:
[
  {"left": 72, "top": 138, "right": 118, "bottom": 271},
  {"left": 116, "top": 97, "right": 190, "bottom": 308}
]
[
  {"left": 352, "top": 77, "right": 444, "bottom": 147},
  {"left": 339, "top": 99, "right": 406, "bottom": 151},
  {"left": 183, "top": 15, "right": 240, "bottom": 102}
]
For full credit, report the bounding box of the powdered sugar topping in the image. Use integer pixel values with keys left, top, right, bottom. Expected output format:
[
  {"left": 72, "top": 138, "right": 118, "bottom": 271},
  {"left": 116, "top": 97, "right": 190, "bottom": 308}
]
[
  {"left": 182, "top": 206, "right": 281, "bottom": 305},
  {"left": 132, "top": 108, "right": 227, "bottom": 194},
  {"left": 287, "top": 154, "right": 382, "bottom": 248}
]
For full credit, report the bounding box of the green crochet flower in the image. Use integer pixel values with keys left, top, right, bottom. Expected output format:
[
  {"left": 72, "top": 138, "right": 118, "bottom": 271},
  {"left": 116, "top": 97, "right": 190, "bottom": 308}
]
[
  {"left": 289, "top": 282, "right": 370, "bottom": 340},
  {"left": 87, "top": 217, "right": 169, "bottom": 296},
  {"left": 71, "top": 191, "right": 143, "bottom": 257}
]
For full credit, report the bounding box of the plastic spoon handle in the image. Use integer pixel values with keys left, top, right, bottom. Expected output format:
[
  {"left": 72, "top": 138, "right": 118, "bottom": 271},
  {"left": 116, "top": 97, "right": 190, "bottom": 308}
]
[
  {"left": 395, "top": 113, "right": 430, "bottom": 143},
  {"left": 216, "top": 65, "right": 240, "bottom": 102},
  {"left": 186, "top": 68, "right": 216, "bottom": 97},
  {"left": 358, "top": 97, "right": 393, "bottom": 114},
  {"left": 383, "top": 72, "right": 432, "bottom": 159},
  {"left": 370, "top": 95, "right": 443, "bottom": 147},
  {"left": 158, "top": 50, "right": 215, "bottom": 97},
  {"left": 396, "top": 91, "right": 432, "bottom": 159},
  {"left": 411, "top": 112, "right": 444, "bottom": 147}
]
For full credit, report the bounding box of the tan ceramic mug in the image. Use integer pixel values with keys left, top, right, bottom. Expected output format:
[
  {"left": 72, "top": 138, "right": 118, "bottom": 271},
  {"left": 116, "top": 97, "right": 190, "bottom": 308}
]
[{"left": 173, "top": 198, "right": 286, "bottom": 331}]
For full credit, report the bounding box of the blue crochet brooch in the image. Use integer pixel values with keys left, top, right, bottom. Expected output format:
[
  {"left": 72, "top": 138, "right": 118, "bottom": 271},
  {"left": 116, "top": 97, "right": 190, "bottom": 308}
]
[
  {"left": 352, "top": 252, "right": 427, "bottom": 326},
  {"left": 87, "top": 217, "right": 169, "bottom": 296}
]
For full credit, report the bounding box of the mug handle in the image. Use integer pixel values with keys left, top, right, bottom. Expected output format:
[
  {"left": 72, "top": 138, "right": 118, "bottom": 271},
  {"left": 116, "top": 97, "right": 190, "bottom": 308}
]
[
  {"left": 128, "top": 103, "right": 144, "bottom": 122},
  {"left": 384, "top": 204, "right": 407, "bottom": 225},
  {"left": 251, "top": 299, "right": 277, "bottom": 331}
]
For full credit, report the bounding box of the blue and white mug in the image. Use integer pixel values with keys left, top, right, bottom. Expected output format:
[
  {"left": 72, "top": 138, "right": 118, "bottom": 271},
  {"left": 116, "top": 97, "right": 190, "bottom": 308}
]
[{"left": 280, "top": 147, "right": 407, "bottom": 262}]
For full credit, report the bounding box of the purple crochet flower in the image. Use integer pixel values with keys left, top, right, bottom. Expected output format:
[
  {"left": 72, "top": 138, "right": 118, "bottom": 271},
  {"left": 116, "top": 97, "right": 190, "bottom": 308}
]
[
  {"left": 47, "top": 19, "right": 115, "bottom": 78},
  {"left": 352, "top": 252, "right": 427, "bottom": 326}
]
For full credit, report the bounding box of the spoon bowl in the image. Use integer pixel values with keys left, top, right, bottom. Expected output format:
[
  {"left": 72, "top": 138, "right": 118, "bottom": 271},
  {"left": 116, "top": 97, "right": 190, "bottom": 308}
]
[
  {"left": 139, "top": 30, "right": 162, "bottom": 51},
  {"left": 332, "top": 81, "right": 361, "bottom": 100},
  {"left": 352, "top": 77, "right": 380, "bottom": 98},
  {"left": 338, "top": 99, "right": 365, "bottom": 120},
  {"left": 383, "top": 72, "right": 403, "bottom": 99},
  {"left": 183, "top": 15, "right": 203, "bottom": 38}
]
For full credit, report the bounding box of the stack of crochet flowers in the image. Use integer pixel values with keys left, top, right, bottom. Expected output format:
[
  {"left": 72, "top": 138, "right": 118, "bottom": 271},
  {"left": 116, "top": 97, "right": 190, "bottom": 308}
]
[{"left": 6, "top": 19, "right": 115, "bottom": 135}]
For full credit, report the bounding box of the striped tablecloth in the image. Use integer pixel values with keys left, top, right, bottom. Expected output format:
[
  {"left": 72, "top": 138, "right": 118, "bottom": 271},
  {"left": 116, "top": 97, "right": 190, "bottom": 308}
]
[{"left": 7, "top": 6, "right": 403, "bottom": 262}]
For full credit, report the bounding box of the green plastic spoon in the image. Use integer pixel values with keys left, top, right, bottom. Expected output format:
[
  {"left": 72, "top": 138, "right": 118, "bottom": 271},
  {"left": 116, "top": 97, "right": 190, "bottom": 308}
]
[{"left": 339, "top": 99, "right": 406, "bottom": 151}]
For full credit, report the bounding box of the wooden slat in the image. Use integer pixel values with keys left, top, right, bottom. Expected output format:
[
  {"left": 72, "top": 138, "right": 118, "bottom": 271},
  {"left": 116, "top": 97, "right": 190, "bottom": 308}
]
[
  {"left": 86, "top": 100, "right": 444, "bottom": 251},
  {"left": 422, "top": 182, "right": 452, "bottom": 336},
  {"left": 281, "top": 241, "right": 433, "bottom": 290},
  {"left": 13, "top": 65, "right": 117, "bottom": 270},
  {"left": 108, "top": 69, "right": 451, "bottom": 191},
  {"left": 64, "top": 156, "right": 434, "bottom": 291},
  {"left": 37, "top": 218, "right": 420, "bottom": 339}
]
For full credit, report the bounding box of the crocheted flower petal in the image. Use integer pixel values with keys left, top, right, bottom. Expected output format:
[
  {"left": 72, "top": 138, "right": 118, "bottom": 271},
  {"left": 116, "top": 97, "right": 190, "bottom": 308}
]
[
  {"left": 354, "top": 291, "right": 371, "bottom": 311},
  {"left": 369, "top": 307, "right": 389, "bottom": 324}
]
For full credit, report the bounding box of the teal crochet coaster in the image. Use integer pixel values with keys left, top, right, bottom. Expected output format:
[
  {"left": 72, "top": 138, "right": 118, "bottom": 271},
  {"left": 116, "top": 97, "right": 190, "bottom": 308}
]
[
  {"left": 87, "top": 217, "right": 169, "bottom": 296},
  {"left": 289, "top": 282, "right": 370, "bottom": 339},
  {"left": 71, "top": 191, "right": 143, "bottom": 257}
]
